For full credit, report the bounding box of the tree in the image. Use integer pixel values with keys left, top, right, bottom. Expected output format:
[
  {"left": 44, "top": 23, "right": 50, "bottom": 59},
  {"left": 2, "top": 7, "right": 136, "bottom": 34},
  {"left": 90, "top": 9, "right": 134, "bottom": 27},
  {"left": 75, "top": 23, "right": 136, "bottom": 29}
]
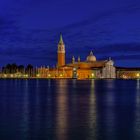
[
  {"left": 26, "top": 64, "right": 34, "bottom": 77},
  {"left": 5, "top": 64, "right": 12, "bottom": 73},
  {"left": 18, "top": 65, "right": 25, "bottom": 73},
  {"left": 11, "top": 63, "right": 18, "bottom": 73}
]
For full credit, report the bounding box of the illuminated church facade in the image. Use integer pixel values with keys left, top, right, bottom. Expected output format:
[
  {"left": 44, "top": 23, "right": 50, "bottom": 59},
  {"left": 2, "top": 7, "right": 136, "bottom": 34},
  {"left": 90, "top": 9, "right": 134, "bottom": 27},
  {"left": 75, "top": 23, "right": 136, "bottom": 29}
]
[{"left": 38, "top": 35, "right": 116, "bottom": 79}]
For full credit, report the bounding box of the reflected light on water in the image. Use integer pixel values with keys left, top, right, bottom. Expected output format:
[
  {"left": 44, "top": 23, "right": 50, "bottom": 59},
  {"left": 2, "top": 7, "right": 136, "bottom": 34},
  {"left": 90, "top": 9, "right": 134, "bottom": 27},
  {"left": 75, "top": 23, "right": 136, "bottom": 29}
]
[
  {"left": 0, "top": 79, "right": 140, "bottom": 140},
  {"left": 106, "top": 79, "right": 115, "bottom": 89},
  {"left": 105, "top": 80, "right": 115, "bottom": 104},
  {"left": 135, "top": 79, "right": 140, "bottom": 136},
  {"left": 48, "top": 79, "right": 51, "bottom": 87},
  {"left": 72, "top": 79, "right": 76, "bottom": 88},
  {"left": 97, "top": 79, "right": 117, "bottom": 139},
  {"left": 136, "top": 79, "right": 140, "bottom": 90},
  {"left": 88, "top": 79, "right": 97, "bottom": 139},
  {"left": 46, "top": 80, "right": 53, "bottom": 131},
  {"left": 136, "top": 79, "right": 140, "bottom": 104},
  {"left": 103, "top": 80, "right": 116, "bottom": 139},
  {"left": 21, "top": 80, "right": 29, "bottom": 139},
  {"left": 56, "top": 80, "right": 68, "bottom": 140},
  {"left": 34, "top": 79, "right": 41, "bottom": 133}
]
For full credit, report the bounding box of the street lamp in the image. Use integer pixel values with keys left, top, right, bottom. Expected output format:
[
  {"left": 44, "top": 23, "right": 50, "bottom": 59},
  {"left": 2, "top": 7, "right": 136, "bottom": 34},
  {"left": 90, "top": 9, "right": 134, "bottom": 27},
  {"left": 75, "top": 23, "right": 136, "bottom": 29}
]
[{"left": 136, "top": 73, "right": 140, "bottom": 78}]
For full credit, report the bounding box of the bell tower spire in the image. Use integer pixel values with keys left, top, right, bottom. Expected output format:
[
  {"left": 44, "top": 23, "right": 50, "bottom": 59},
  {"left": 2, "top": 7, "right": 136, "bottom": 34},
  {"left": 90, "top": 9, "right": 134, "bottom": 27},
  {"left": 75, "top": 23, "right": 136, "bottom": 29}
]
[
  {"left": 59, "top": 33, "right": 64, "bottom": 44},
  {"left": 57, "top": 33, "right": 65, "bottom": 67}
]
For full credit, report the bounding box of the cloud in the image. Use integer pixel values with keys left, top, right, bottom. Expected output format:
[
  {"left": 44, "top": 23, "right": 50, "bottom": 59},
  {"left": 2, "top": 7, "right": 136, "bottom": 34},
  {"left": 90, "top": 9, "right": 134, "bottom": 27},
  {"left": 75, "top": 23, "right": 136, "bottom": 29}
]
[
  {"left": 56, "top": 3, "right": 140, "bottom": 31},
  {"left": 0, "top": 0, "right": 140, "bottom": 66},
  {"left": 94, "top": 43, "right": 140, "bottom": 54}
]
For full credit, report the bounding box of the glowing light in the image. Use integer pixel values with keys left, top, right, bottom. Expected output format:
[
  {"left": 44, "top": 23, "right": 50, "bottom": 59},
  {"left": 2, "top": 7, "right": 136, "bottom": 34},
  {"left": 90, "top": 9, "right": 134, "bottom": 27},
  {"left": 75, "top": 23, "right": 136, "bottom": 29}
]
[
  {"left": 36, "top": 74, "right": 40, "bottom": 77},
  {"left": 60, "top": 74, "right": 63, "bottom": 77},
  {"left": 10, "top": 74, "right": 14, "bottom": 78},
  {"left": 91, "top": 73, "right": 94, "bottom": 77},
  {"left": 48, "top": 74, "right": 51, "bottom": 77},
  {"left": 122, "top": 75, "right": 127, "bottom": 79},
  {"left": 24, "top": 74, "right": 28, "bottom": 78},
  {"left": 136, "top": 73, "right": 140, "bottom": 77},
  {"left": 73, "top": 68, "right": 76, "bottom": 71},
  {"left": 4, "top": 74, "right": 7, "bottom": 78}
]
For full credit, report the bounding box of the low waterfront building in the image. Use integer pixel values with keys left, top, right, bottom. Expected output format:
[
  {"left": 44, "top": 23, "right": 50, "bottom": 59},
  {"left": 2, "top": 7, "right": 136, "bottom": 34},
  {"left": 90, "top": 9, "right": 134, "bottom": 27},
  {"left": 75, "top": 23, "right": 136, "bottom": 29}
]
[{"left": 116, "top": 67, "right": 140, "bottom": 79}]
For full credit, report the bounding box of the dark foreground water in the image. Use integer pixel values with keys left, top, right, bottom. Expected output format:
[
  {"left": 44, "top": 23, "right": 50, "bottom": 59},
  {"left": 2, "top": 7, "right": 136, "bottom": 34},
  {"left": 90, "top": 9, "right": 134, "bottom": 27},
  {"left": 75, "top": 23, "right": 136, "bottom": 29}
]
[{"left": 0, "top": 79, "right": 140, "bottom": 140}]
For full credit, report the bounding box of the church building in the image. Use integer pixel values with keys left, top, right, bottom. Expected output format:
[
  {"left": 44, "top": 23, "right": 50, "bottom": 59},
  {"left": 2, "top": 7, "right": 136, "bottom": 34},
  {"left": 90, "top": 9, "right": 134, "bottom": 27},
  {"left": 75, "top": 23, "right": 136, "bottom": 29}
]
[{"left": 44, "top": 34, "right": 116, "bottom": 79}]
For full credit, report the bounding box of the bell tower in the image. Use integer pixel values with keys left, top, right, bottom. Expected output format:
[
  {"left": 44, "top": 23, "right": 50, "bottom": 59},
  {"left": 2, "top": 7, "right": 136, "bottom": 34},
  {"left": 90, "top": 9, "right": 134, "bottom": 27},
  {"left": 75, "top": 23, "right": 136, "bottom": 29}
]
[{"left": 57, "top": 34, "right": 65, "bottom": 67}]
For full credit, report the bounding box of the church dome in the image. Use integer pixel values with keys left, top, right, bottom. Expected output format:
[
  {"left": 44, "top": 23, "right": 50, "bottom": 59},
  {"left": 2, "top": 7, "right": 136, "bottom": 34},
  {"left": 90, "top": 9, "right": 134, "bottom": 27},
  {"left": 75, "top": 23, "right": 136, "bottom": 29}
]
[{"left": 86, "top": 51, "right": 96, "bottom": 62}]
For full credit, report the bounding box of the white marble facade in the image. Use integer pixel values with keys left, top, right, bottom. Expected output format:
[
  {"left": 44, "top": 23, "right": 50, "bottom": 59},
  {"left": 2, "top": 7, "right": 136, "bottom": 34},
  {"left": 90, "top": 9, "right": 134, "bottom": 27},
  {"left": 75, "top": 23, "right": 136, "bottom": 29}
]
[{"left": 102, "top": 60, "right": 116, "bottom": 78}]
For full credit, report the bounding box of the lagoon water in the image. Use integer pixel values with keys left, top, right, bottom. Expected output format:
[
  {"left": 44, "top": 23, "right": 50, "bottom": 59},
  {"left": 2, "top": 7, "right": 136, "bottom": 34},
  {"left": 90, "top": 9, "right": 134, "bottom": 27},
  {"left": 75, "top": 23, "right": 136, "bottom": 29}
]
[{"left": 0, "top": 79, "right": 140, "bottom": 140}]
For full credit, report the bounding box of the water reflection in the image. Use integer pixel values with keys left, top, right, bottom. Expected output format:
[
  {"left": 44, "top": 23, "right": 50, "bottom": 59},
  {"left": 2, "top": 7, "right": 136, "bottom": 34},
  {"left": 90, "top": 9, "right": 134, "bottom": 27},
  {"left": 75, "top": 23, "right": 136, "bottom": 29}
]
[
  {"left": 21, "top": 80, "right": 29, "bottom": 139},
  {"left": 88, "top": 80, "right": 97, "bottom": 139},
  {"left": 56, "top": 80, "right": 68, "bottom": 140},
  {"left": 105, "top": 80, "right": 116, "bottom": 139},
  {"left": 134, "top": 80, "right": 140, "bottom": 139},
  {"left": 0, "top": 79, "right": 140, "bottom": 140},
  {"left": 72, "top": 79, "right": 77, "bottom": 88},
  {"left": 136, "top": 79, "right": 140, "bottom": 104},
  {"left": 95, "top": 80, "right": 117, "bottom": 140}
]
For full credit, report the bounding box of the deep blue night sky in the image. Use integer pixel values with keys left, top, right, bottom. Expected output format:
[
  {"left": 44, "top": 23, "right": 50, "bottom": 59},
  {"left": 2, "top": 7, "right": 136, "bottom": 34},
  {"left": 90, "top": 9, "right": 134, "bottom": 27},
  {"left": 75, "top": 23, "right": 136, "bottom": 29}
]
[{"left": 0, "top": 0, "right": 140, "bottom": 67}]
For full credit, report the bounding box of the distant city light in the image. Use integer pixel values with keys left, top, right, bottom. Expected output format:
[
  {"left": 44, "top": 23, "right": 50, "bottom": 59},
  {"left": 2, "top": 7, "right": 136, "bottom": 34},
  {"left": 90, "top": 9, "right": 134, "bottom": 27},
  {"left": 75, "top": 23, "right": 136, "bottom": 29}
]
[
  {"left": 10, "top": 74, "right": 14, "bottom": 78},
  {"left": 136, "top": 73, "right": 140, "bottom": 77},
  {"left": 91, "top": 73, "right": 94, "bottom": 77},
  {"left": 25, "top": 74, "right": 28, "bottom": 78}
]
